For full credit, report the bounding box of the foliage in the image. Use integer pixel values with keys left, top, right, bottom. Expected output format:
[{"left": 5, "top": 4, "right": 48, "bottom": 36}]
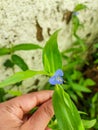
[
  {"left": 53, "top": 85, "right": 84, "bottom": 130},
  {"left": 43, "top": 30, "right": 62, "bottom": 74},
  {"left": 0, "top": 3, "right": 97, "bottom": 130}
]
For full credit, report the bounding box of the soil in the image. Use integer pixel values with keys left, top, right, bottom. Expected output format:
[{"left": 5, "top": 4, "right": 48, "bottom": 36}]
[
  {"left": 83, "top": 53, "right": 98, "bottom": 93},
  {"left": 83, "top": 64, "right": 98, "bottom": 92}
]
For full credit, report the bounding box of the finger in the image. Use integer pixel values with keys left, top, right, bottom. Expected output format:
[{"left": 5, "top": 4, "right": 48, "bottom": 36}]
[
  {"left": 1, "top": 90, "right": 53, "bottom": 119},
  {"left": 21, "top": 99, "right": 54, "bottom": 130},
  {"left": 45, "top": 127, "right": 52, "bottom": 130}
]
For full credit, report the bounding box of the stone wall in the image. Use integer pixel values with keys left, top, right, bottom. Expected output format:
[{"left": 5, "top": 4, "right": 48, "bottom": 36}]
[{"left": 0, "top": 0, "right": 98, "bottom": 94}]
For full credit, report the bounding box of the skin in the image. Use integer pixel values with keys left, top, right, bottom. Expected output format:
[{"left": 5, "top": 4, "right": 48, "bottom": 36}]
[{"left": 0, "top": 90, "right": 54, "bottom": 130}]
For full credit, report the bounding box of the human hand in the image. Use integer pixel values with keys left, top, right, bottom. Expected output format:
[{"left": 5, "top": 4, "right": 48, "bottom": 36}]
[{"left": 0, "top": 90, "right": 54, "bottom": 130}]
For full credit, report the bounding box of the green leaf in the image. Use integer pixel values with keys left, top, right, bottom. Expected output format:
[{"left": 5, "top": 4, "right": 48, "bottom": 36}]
[
  {"left": 74, "top": 35, "right": 87, "bottom": 51},
  {"left": 12, "top": 43, "right": 42, "bottom": 52},
  {"left": 67, "top": 90, "right": 78, "bottom": 103},
  {"left": 82, "top": 119, "right": 96, "bottom": 128},
  {"left": 72, "top": 15, "right": 80, "bottom": 34},
  {"left": 71, "top": 83, "right": 91, "bottom": 93},
  {"left": 94, "top": 43, "right": 98, "bottom": 48},
  {"left": 92, "top": 93, "right": 98, "bottom": 103},
  {"left": 53, "top": 85, "right": 84, "bottom": 130},
  {"left": 0, "top": 48, "right": 10, "bottom": 56},
  {"left": 0, "top": 70, "right": 43, "bottom": 88},
  {"left": 7, "top": 90, "right": 22, "bottom": 96},
  {"left": 43, "top": 31, "right": 62, "bottom": 74},
  {"left": 48, "top": 118, "right": 60, "bottom": 130},
  {"left": 71, "top": 71, "right": 82, "bottom": 80},
  {"left": 11, "top": 54, "right": 28, "bottom": 71},
  {"left": 0, "top": 88, "right": 6, "bottom": 102},
  {"left": 63, "top": 47, "right": 82, "bottom": 53},
  {"left": 3, "top": 59, "right": 14, "bottom": 68},
  {"left": 76, "top": 91, "right": 83, "bottom": 99},
  {"left": 79, "top": 111, "right": 88, "bottom": 115},
  {"left": 63, "top": 60, "right": 82, "bottom": 71},
  {"left": 83, "top": 78, "right": 96, "bottom": 87},
  {"left": 74, "top": 4, "right": 87, "bottom": 11},
  {"left": 94, "top": 59, "right": 98, "bottom": 64}
]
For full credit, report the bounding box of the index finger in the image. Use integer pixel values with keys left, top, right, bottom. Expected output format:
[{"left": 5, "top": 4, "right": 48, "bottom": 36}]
[{"left": 2, "top": 90, "right": 53, "bottom": 119}]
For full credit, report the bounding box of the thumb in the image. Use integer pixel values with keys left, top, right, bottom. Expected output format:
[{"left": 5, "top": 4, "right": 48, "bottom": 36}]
[
  {"left": 45, "top": 128, "right": 52, "bottom": 130},
  {"left": 21, "top": 99, "right": 54, "bottom": 130}
]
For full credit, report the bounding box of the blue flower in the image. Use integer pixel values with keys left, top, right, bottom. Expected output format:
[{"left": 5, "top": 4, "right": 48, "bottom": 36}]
[
  {"left": 49, "top": 69, "right": 64, "bottom": 85},
  {"left": 72, "top": 11, "right": 79, "bottom": 16}
]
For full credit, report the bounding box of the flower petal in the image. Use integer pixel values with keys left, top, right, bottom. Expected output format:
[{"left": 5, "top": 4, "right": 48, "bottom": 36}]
[
  {"left": 55, "top": 76, "right": 64, "bottom": 84},
  {"left": 55, "top": 69, "right": 64, "bottom": 76},
  {"left": 49, "top": 75, "right": 58, "bottom": 85},
  {"left": 72, "top": 12, "right": 79, "bottom": 16},
  {"left": 49, "top": 75, "right": 63, "bottom": 85}
]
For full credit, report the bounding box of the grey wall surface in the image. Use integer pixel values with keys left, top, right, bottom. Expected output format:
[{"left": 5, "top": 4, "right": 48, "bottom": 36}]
[{"left": 0, "top": 0, "right": 98, "bottom": 94}]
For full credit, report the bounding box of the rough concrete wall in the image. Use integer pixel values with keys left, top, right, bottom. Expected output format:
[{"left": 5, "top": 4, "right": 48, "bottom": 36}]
[{"left": 0, "top": 0, "right": 98, "bottom": 93}]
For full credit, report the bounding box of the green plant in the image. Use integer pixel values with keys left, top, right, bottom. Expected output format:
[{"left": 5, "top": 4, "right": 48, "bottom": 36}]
[
  {"left": 0, "top": 30, "right": 96, "bottom": 130},
  {"left": 0, "top": 4, "right": 97, "bottom": 130}
]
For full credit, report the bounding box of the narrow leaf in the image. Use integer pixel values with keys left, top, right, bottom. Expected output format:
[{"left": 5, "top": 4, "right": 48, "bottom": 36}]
[
  {"left": 94, "top": 43, "right": 98, "bottom": 48},
  {"left": 71, "top": 83, "right": 91, "bottom": 93},
  {"left": 82, "top": 119, "right": 96, "bottom": 128},
  {"left": 72, "top": 15, "right": 80, "bottom": 34},
  {"left": 84, "top": 78, "right": 96, "bottom": 86},
  {"left": 11, "top": 54, "right": 28, "bottom": 71},
  {"left": 7, "top": 90, "right": 22, "bottom": 96},
  {"left": 0, "top": 70, "right": 43, "bottom": 88},
  {"left": 12, "top": 43, "right": 42, "bottom": 52},
  {"left": 53, "top": 85, "right": 84, "bottom": 130},
  {"left": 74, "top": 4, "right": 87, "bottom": 11},
  {"left": 43, "top": 31, "right": 62, "bottom": 74},
  {"left": 0, "top": 48, "right": 10, "bottom": 56}
]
